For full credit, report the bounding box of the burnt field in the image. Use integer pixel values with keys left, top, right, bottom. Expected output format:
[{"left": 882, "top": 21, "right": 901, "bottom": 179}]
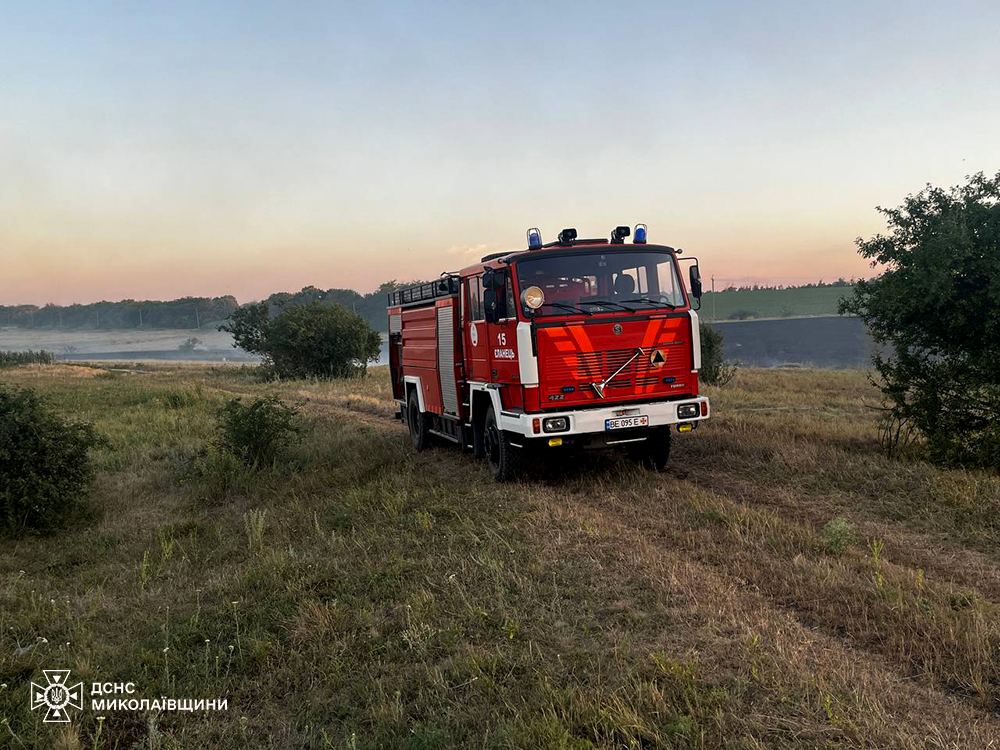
[{"left": 716, "top": 315, "right": 880, "bottom": 369}]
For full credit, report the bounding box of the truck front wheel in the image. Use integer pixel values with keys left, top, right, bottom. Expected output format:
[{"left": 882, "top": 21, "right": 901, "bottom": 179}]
[
  {"left": 484, "top": 407, "right": 523, "bottom": 482},
  {"left": 407, "top": 390, "right": 430, "bottom": 452},
  {"left": 628, "top": 429, "right": 672, "bottom": 472}
]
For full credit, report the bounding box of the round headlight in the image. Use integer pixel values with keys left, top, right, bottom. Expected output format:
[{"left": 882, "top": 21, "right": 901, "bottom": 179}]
[{"left": 522, "top": 285, "right": 544, "bottom": 310}]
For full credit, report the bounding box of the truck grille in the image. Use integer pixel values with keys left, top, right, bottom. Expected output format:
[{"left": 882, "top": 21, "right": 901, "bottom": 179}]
[{"left": 545, "top": 343, "right": 687, "bottom": 387}]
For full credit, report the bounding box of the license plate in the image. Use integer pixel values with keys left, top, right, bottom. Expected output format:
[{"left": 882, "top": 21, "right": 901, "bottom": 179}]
[{"left": 605, "top": 415, "right": 649, "bottom": 431}]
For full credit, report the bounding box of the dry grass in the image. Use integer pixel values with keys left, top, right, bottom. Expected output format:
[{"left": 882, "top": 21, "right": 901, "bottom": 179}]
[{"left": 1, "top": 363, "right": 999, "bottom": 748}]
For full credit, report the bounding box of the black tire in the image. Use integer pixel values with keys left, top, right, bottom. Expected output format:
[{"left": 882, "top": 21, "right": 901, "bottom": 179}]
[
  {"left": 484, "top": 406, "right": 524, "bottom": 482},
  {"left": 629, "top": 428, "right": 672, "bottom": 471},
  {"left": 407, "top": 390, "right": 430, "bottom": 452}
]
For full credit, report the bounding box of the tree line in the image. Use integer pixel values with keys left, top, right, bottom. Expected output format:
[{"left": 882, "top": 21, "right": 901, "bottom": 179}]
[
  {"left": 716, "top": 278, "right": 855, "bottom": 292},
  {"left": 255, "top": 282, "right": 426, "bottom": 333},
  {"left": 0, "top": 296, "right": 239, "bottom": 330},
  {"left": 0, "top": 283, "right": 430, "bottom": 332}
]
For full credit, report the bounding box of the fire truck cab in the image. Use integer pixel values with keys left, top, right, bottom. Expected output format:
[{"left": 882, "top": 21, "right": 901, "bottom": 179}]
[{"left": 387, "top": 225, "right": 710, "bottom": 481}]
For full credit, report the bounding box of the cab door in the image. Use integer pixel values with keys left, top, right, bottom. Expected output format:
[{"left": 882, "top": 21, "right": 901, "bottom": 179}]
[
  {"left": 486, "top": 270, "right": 521, "bottom": 385},
  {"left": 463, "top": 275, "right": 490, "bottom": 382}
]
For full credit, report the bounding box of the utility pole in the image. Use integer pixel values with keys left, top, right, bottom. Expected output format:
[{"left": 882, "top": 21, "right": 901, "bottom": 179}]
[
  {"left": 194, "top": 305, "right": 200, "bottom": 329},
  {"left": 138, "top": 306, "right": 143, "bottom": 327},
  {"left": 711, "top": 276, "right": 716, "bottom": 320}
]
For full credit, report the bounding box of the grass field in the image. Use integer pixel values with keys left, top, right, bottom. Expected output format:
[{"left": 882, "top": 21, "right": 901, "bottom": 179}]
[
  {"left": 700, "top": 286, "right": 851, "bottom": 321},
  {"left": 2, "top": 363, "right": 1000, "bottom": 748}
]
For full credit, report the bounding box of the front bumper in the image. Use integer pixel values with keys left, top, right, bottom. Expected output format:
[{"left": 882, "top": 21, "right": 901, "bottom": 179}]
[{"left": 497, "top": 396, "right": 710, "bottom": 438}]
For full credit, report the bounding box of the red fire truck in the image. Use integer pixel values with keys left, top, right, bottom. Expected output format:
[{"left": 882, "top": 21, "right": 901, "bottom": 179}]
[{"left": 387, "top": 225, "right": 710, "bottom": 481}]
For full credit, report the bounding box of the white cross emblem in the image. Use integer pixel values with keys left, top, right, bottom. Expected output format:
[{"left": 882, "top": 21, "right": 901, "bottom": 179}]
[{"left": 30, "top": 670, "right": 83, "bottom": 723}]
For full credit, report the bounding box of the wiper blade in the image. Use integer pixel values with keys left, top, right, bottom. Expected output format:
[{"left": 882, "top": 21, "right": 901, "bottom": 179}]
[
  {"left": 624, "top": 297, "right": 677, "bottom": 310},
  {"left": 540, "top": 302, "right": 593, "bottom": 316},
  {"left": 577, "top": 300, "right": 636, "bottom": 312}
]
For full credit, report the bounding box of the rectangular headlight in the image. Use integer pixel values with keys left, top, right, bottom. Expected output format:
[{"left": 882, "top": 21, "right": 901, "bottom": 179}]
[
  {"left": 543, "top": 416, "right": 569, "bottom": 433},
  {"left": 677, "top": 404, "right": 699, "bottom": 419}
]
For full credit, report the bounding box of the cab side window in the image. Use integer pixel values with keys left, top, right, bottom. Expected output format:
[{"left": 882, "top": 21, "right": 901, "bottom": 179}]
[
  {"left": 504, "top": 273, "right": 517, "bottom": 320},
  {"left": 468, "top": 277, "right": 484, "bottom": 321},
  {"left": 490, "top": 269, "right": 516, "bottom": 320}
]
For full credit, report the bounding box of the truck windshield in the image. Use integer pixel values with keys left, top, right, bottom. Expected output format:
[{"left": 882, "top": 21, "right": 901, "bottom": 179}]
[{"left": 514, "top": 249, "right": 686, "bottom": 317}]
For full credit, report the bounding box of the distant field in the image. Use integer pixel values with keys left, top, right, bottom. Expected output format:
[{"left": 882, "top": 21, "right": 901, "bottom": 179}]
[
  {"left": 0, "top": 327, "right": 254, "bottom": 361},
  {"left": 2, "top": 363, "right": 1000, "bottom": 748},
  {"left": 701, "top": 285, "right": 852, "bottom": 321}
]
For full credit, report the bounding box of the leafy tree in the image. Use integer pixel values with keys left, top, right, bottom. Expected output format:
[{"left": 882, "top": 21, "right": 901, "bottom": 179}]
[
  {"left": 221, "top": 302, "right": 381, "bottom": 379},
  {"left": 221, "top": 302, "right": 271, "bottom": 354},
  {"left": 840, "top": 172, "right": 1000, "bottom": 467},
  {"left": 0, "top": 386, "right": 102, "bottom": 535}
]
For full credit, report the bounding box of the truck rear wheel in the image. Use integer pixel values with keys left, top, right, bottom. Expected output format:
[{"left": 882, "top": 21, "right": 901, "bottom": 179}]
[
  {"left": 629, "top": 429, "right": 672, "bottom": 472},
  {"left": 484, "top": 406, "right": 523, "bottom": 482},
  {"left": 407, "top": 390, "right": 430, "bottom": 452}
]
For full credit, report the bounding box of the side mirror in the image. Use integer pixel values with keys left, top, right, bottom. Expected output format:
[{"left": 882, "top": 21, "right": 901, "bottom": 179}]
[
  {"left": 483, "top": 289, "right": 500, "bottom": 324},
  {"left": 689, "top": 265, "right": 703, "bottom": 299},
  {"left": 482, "top": 268, "right": 503, "bottom": 291}
]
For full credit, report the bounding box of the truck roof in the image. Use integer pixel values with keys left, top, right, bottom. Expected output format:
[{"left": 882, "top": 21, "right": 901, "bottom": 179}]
[{"left": 465, "top": 241, "right": 679, "bottom": 276}]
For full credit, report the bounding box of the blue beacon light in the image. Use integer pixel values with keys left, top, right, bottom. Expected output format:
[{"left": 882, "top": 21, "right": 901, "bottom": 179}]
[
  {"left": 527, "top": 227, "right": 542, "bottom": 249},
  {"left": 633, "top": 224, "right": 647, "bottom": 244}
]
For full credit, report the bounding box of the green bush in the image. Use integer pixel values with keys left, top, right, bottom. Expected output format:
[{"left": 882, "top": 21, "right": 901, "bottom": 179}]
[
  {"left": 184, "top": 450, "right": 259, "bottom": 505},
  {"left": 0, "top": 350, "right": 54, "bottom": 368},
  {"left": 820, "top": 517, "right": 855, "bottom": 556},
  {"left": 215, "top": 396, "right": 302, "bottom": 468},
  {"left": 699, "top": 325, "right": 738, "bottom": 387},
  {"left": 221, "top": 302, "right": 381, "bottom": 379},
  {"left": 840, "top": 172, "right": 1000, "bottom": 467},
  {"left": 0, "top": 386, "right": 102, "bottom": 535}
]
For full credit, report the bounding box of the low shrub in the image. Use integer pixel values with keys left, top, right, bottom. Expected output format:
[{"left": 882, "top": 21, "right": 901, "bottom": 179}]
[
  {"left": 0, "top": 350, "right": 55, "bottom": 368},
  {"left": 699, "top": 325, "right": 738, "bottom": 387},
  {"left": 0, "top": 386, "right": 102, "bottom": 535},
  {"left": 214, "top": 396, "right": 302, "bottom": 468},
  {"left": 820, "top": 517, "right": 855, "bottom": 556},
  {"left": 161, "top": 389, "right": 202, "bottom": 409},
  {"left": 182, "top": 450, "right": 258, "bottom": 505}
]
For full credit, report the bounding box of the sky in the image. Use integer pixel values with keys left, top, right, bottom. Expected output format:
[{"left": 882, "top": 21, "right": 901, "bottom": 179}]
[{"left": 2, "top": 1, "right": 999, "bottom": 306}]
